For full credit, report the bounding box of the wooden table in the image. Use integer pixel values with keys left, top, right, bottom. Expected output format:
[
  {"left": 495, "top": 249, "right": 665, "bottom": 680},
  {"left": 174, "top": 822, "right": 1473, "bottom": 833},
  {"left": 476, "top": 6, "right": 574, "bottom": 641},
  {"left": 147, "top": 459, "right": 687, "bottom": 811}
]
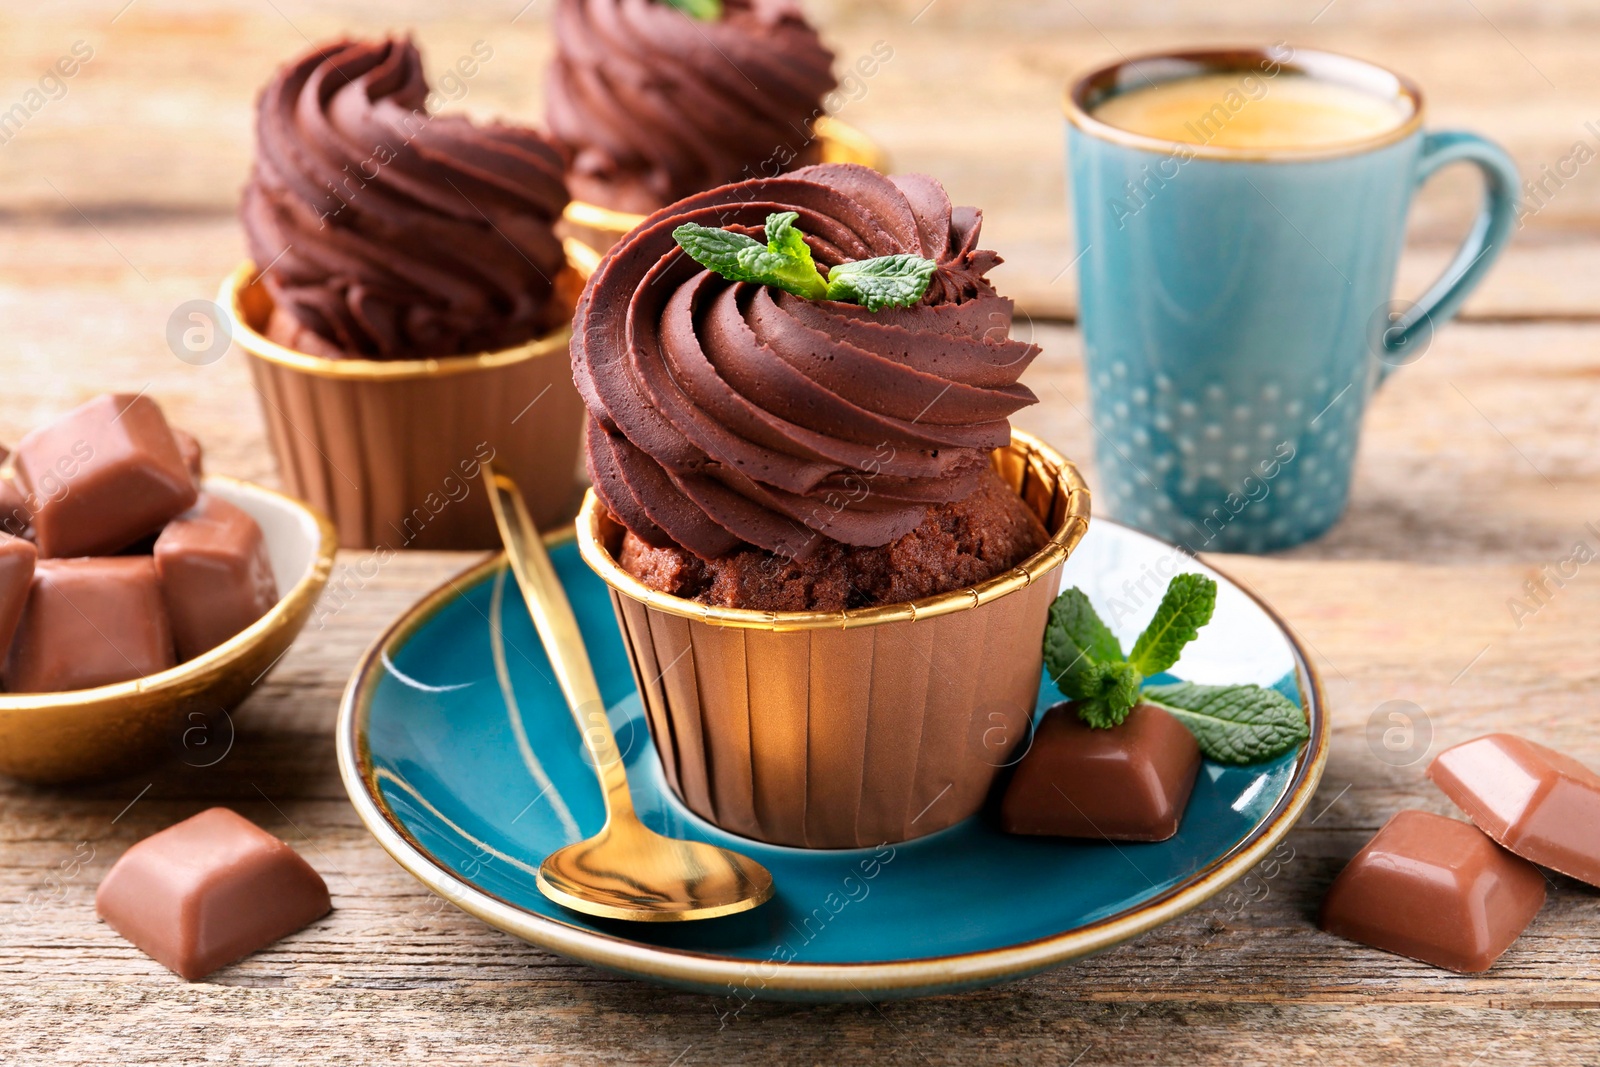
[{"left": 4, "top": 2, "right": 1599, "bottom": 1063}]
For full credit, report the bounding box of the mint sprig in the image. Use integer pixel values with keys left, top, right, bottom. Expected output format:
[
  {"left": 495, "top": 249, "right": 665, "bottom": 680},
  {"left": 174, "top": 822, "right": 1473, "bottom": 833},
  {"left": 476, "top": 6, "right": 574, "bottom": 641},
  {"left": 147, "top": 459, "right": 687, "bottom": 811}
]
[
  {"left": 1043, "top": 588, "right": 1128, "bottom": 721},
  {"left": 1041, "top": 573, "right": 1309, "bottom": 764},
  {"left": 1141, "top": 682, "right": 1310, "bottom": 766},
  {"left": 671, "top": 217, "right": 826, "bottom": 301},
  {"left": 825, "top": 254, "right": 939, "bottom": 311},
  {"left": 1127, "top": 572, "right": 1216, "bottom": 676},
  {"left": 671, "top": 211, "right": 937, "bottom": 311},
  {"left": 662, "top": 0, "right": 723, "bottom": 19}
]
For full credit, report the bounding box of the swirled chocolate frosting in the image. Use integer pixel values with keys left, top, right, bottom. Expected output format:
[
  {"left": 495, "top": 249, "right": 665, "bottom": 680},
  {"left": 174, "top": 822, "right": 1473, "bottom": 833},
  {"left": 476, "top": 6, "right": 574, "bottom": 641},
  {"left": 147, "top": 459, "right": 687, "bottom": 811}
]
[
  {"left": 242, "top": 38, "right": 572, "bottom": 360},
  {"left": 574, "top": 163, "right": 1041, "bottom": 559},
  {"left": 546, "top": 0, "right": 837, "bottom": 214}
]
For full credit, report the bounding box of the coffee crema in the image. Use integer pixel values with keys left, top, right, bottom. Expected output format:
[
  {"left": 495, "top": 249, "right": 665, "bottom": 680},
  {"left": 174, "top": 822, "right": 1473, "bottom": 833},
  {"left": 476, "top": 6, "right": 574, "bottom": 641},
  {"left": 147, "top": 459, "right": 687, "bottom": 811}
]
[{"left": 1091, "top": 72, "right": 1409, "bottom": 150}]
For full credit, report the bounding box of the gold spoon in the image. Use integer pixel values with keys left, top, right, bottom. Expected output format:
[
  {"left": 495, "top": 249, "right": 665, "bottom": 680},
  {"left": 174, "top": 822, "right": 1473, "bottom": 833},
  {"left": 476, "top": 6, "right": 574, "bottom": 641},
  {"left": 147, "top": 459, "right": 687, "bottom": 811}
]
[{"left": 483, "top": 465, "right": 775, "bottom": 922}]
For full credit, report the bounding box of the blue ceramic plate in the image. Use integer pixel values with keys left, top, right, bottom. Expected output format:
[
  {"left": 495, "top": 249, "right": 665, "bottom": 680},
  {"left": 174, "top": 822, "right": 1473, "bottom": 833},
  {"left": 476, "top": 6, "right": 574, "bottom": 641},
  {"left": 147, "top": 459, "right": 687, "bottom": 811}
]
[{"left": 337, "top": 519, "right": 1327, "bottom": 1001}]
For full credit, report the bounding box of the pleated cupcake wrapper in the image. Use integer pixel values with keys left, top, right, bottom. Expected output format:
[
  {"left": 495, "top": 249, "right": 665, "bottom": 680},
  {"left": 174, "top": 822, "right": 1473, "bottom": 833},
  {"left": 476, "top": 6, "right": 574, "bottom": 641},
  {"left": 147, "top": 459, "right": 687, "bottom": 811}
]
[
  {"left": 558, "top": 117, "right": 891, "bottom": 257},
  {"left": 581, "top": 433, "right": 1091, "bottom": 849},
  {"left": 223, "top": 256, "right": 591, "bottom": 551}
]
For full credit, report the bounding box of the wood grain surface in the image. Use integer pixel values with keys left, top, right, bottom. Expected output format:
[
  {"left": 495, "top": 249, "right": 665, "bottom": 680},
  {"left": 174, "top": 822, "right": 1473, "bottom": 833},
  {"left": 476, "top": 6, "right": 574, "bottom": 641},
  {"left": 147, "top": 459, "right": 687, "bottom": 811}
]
[{"left": 2, "top": 1, "right": 1598, "bottom": 1064}]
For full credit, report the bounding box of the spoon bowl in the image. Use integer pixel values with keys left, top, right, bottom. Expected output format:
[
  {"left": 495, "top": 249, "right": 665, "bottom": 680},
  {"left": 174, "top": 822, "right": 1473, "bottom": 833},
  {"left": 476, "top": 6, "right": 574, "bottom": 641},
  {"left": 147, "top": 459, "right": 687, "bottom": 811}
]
[
  {"left": 539, "top": 820, "right": 774, "bottom": 923},
  {"left": 485, "top": 465, "right": 775, "bottom": 922}
]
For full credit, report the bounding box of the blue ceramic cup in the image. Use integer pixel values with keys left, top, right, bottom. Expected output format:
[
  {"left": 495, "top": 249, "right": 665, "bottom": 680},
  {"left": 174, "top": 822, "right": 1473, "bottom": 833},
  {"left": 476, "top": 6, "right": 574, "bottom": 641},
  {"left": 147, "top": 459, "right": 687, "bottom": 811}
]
[{"left": 1065, "top": 47, "right": 1518, "bottom": 552}]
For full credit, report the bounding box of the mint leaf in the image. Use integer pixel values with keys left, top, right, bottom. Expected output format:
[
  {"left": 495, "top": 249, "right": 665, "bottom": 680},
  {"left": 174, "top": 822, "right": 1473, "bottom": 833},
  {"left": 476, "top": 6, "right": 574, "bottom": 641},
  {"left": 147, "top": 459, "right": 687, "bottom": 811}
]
[
  {"left": 824, "top": 254, "right": 938, "bottom": 311},
  {"left": 1075, "top": 662, "right": 1144, "bottom": 729},
  {"left": 1141, "top": 681, "right": 1309, "bottom": 764},
  {"left": 662, "top": 0, "right": 723, "bottom": 19},
  {"left": 1127, "top": 573, "right": 1216, "bottom": 676},
  {"left": 674, "top": 214, "right": 934, "bottom": 311},
  {"left": 1043, "top": 588, "right": 1124, "bottom": 695},
  {"left": 673, "top": 220, "right": 828, "bottom": 301},
  {"left": 1044, "top": 587, "right": 1140, "bottom": 729},
  {"left": 765, "top": 211, "right": 809, "bottom": 261}
]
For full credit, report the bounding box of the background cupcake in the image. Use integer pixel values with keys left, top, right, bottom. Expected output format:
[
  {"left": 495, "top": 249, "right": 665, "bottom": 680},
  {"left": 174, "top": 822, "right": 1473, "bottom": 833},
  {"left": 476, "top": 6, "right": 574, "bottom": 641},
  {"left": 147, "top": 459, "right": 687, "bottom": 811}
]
[
  {"left": 232, "top": 37, "right": 590, "bottom": 548},
  {"left": 546, "top": 0, "right": 839, "bottom": 215},
  {"left": 574, "top": 163, "right": 1090, "bottom": 846},
  {"left": 243, "top": 37, "right": 572, "bottom": 360}
]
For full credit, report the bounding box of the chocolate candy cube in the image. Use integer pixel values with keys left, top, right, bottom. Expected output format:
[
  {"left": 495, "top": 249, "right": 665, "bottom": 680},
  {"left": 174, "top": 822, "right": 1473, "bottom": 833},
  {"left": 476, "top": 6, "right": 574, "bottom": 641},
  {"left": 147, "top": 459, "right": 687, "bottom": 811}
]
[
  {"left": 173, "top": 427, "right": 204, "bottom": 480},
  {"left": 155, "top": 494, "right": 279, "bottom": 661},
  {"left": 1321, "top": 809, "right": 1546, "bottom": 973},
  {"left": 0, "top": 532, "right": 36, "bottom": 661},
  {"left": 5, "top": 557, "right": 175, "bottom": 692},
  {"left": 96, "top": 807, "right": 331, "bottom": 981},
  {"left": 14, "top": 393, "right": 198, "bottom": 558},
  {"left": 1429, "top": 733, "right": 1600, "bottom": 888},
  {"left": 1001, "top": 702, "right": 1202, "bottom": 842},
  {"left": 0, "top": 469, "right": 30, "bottom": 539}
]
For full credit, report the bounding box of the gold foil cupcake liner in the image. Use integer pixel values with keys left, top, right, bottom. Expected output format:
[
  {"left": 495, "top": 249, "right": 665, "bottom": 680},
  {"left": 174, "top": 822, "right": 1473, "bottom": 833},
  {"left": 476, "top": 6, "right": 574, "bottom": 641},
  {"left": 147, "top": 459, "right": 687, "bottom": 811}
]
[
  {"left": 578, "top": 431, "right": 1091, "bottom": 848},
  {"left": 560, "top": 117, "right": 890, "bottom": 255},
  {"left": 222, "top": 240, "right": 600, "bottom": 550}
]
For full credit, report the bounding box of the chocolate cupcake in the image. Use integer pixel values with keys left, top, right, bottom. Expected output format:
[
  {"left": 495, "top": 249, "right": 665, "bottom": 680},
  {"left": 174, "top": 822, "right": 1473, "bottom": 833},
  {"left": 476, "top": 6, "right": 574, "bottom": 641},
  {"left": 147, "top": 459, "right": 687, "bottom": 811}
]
[
  {"left": 574, "top": 164, "right": 1091, "bottom": 847},
  {"left": 229, "top": 37, "right": 592, "bottom": 548},
  {"left": 547, "top": 0, "right": 839, "bottom": 216}
]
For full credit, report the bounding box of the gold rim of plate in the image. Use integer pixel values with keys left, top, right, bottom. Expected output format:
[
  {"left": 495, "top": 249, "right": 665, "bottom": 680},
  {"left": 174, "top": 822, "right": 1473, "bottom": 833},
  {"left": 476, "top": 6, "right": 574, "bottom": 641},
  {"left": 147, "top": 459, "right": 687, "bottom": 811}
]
[
  {"left": 0, "top": 474, "right": 338, "bottom": 712},
  {"left": 562, "top": 116, "right": 889, "bottom": 237},
  {"left": 220, "top": 238, "right": 600, "bottom": 381},
  {"left": 336, "top": 525, "right": 1329, "bottom": 995},
  {"left": 578, "top": 429, "right": 1090, "bottom": 632},
  {"left": 1063, "top": 45, "right": 1426, "bottom": 163}
]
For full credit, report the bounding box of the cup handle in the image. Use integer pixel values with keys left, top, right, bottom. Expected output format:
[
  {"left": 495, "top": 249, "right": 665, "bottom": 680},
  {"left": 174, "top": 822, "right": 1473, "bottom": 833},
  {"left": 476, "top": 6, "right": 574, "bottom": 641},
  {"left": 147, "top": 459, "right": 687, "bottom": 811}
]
[{"left": 1378, "top": 130, "right": 1520, "bottom": 381}]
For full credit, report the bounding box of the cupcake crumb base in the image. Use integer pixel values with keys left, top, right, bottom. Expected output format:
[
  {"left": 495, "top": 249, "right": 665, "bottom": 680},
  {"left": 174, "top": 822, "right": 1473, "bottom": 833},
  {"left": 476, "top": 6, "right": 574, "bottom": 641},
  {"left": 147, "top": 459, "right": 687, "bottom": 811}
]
[{"left": 618, "top": 468, "right": 1047, "bottom": 612}]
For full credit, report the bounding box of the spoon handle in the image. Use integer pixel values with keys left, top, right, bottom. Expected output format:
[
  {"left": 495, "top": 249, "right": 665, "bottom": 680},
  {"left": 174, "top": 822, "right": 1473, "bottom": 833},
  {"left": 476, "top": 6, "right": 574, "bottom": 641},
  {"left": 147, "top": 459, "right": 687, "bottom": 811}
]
[{"left": 484, "top": 465, "right": 635, "bottom": 819}]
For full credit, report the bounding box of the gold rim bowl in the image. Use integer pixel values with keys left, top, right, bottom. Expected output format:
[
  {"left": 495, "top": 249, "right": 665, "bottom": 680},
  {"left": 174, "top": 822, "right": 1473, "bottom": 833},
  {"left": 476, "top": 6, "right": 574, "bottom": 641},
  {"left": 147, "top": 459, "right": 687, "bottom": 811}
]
[{"left": 0, "top": 475, "right": 338, "bottom": 783}]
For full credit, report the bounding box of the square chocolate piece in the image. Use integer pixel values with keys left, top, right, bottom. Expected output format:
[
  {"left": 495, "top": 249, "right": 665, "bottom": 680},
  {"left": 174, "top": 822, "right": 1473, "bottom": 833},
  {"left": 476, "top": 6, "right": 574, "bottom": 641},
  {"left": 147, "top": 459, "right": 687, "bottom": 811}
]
[
  {"left": 1321, "top": 809, "right": 1546, "bottom": 973},
  {"left": 0, "top": 469, "right": 29, "bottom": 539},
  {"left": 96, "top": 807, "right": 331, "bottom": 981},
  {"left": 155, "top": 494, "right": 279, "bottom": 661},
  {"left": 172, "top": 427, "right": 203, "bottom": 481},
  {"left": 1428, "top": 733, "right": 1600, "bottom": 888},
  {"left": 1001, "top": 702, "right": 1202, "bottom": 842},
  {"left": 5, "top": 557, "right": 175, "bottom": 693},
  {"left": 13, "top": 393, "right": 198, "bottom": 558},
  {"left": 0, "top": 532, "right": 36, "bottom": 660}
]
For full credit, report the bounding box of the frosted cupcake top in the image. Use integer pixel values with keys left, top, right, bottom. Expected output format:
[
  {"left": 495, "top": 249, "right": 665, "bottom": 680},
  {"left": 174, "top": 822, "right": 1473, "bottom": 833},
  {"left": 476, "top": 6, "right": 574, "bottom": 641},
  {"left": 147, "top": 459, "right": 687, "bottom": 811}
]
[
  {"left": 573, "top": 164, "right": 1041, "bottom": 559},
  {"left": 242, "top": 38, "right": 571, "bottom": 359}
]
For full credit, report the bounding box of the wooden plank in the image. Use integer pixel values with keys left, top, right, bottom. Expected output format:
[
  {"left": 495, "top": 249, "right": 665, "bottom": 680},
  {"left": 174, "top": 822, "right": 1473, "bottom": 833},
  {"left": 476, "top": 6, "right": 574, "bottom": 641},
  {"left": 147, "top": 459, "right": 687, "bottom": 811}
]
[
  {"left": 0, "top": 12, "right": 1596, "bottom": 304},
  {"left": 4, "top": 553, "right": 1599, "bottom": 1065}
]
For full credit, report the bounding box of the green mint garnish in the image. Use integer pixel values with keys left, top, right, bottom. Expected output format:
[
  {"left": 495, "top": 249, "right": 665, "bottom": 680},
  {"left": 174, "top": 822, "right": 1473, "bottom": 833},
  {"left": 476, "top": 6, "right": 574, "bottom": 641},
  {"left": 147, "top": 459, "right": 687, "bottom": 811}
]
[
  {"left": 672, "top": 211, "right": 937, "bottom": 311},
  {"left": 765, "top": 210, "right": 812, "bottom": 262},
  {"left": 1127, "top": 572, "right": 1216, "bottom": 676},
  {"left": 823, "top": 254, "right": 940, "bottom": 312},
  {"left": 1043, "top": 588, "right": 1125, "bottom": 704},
  {"left": 1141, "top": 682, "right": 1311, "bottom": 766},
  {"left": 1041, "top": 573, "right": 1308, "bottom": 764},
  {"left": 1074, "top": 661, "right": 1144, "bottom": 730},
  {"left": 662, "top": 0, "right": 723, "bottom": 19},
  {"left": 673, "top": 217, "right": 827, "bottom": 301}
]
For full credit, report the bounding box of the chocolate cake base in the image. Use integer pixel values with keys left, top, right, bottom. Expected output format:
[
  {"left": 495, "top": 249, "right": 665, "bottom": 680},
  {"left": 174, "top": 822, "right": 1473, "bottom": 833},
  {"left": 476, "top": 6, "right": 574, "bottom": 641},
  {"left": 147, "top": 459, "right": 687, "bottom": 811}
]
[{"left": 619, "top": 469, "right": 1048, "bottom": 612}]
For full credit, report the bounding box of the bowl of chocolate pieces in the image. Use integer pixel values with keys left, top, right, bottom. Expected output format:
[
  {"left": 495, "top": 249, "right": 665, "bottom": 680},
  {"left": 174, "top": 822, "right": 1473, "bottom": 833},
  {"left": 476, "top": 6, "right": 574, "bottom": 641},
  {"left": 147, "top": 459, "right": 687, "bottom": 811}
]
[{"left": 0, "top": 393, "right": 336, "bottom": 783}]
